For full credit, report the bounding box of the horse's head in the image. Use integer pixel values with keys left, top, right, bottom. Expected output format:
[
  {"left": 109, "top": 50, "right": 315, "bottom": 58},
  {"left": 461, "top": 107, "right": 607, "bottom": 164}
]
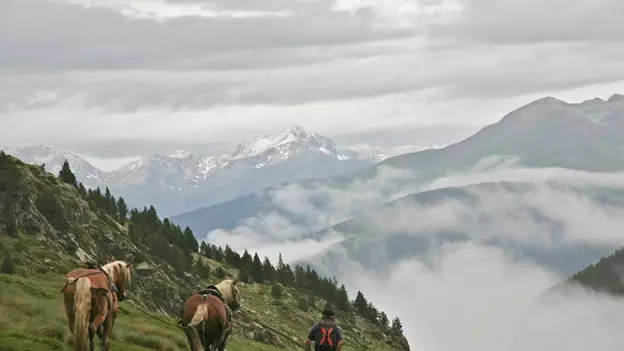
[
  {"left": 216, "top": 278, "right": 241, "bottom": 311},
  {"left": 102, "top": 260, "right": 132, "bottom": 302}
]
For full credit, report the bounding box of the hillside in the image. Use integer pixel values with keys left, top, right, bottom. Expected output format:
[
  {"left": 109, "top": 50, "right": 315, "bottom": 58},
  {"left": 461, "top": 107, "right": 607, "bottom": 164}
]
[
  {"left": 0, "top": 152, "right": 409, "bottom": 351},
  {"left": 567, "top": 246, "right": 624, "bottom": 295}
]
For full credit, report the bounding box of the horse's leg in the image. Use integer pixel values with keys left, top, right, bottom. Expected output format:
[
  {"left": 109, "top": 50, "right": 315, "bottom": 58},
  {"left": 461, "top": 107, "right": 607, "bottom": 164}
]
[
  {"left": 186, "top": 326, "right": 204, "bottom": 351},
  {"left": 97, "top": 313, "right": 114, "bottom": 351},
  {"left": 89, "top": 327, "right": 96, "bottom": 351},
  {"left": 90, "top": 293, "right": 109, "bottom": 351},
  {"left": 218, "top": 328, "right": 231, "bottom": 351},
  {"left": 184, "top": 327, "right": 196, "bottom": 351}
]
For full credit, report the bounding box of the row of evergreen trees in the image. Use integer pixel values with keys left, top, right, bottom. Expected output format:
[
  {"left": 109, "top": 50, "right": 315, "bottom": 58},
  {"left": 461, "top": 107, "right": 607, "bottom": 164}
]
[{"left": 58, "top": 160, "right": 404, "bottom": 335}]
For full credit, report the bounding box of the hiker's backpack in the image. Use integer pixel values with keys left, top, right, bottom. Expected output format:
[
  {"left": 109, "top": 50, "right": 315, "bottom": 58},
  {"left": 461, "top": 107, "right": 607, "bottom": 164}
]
[{"left": 315, "top": 323, "right": 337, "bottom": 350}]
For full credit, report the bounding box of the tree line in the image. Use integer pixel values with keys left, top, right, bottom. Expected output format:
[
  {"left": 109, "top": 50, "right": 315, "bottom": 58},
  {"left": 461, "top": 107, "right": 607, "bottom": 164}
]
[{"left": 57, "top": 159, "right": 404, "bottom": 335}]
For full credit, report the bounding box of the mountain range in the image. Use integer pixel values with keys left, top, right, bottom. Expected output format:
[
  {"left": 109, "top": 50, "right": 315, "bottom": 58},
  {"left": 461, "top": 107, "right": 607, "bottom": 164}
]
[
  {"left": 3, "top": 125, "right": 431, "bottom": 216},
  {"left": 170, "top": 93, "right": 624, "bottom": 280}
]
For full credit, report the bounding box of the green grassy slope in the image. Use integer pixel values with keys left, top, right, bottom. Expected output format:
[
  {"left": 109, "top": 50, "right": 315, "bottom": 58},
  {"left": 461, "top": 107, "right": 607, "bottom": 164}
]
[{"left": 0, "top": 152, "right": 409, "bottom": 350}]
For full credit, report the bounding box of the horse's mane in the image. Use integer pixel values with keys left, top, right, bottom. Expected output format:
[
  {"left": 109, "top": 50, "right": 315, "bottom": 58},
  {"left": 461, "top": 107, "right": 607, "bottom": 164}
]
[
  {"left": 214, "top": 279, "right": 238, "bottom": 304},
  {"left": 101, "top": 260, "right": 132, "bottom": 284}
]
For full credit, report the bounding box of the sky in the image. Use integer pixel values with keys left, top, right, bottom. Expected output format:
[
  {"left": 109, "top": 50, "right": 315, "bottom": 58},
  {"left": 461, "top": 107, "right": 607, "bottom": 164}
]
[
  {"left": 207, "top": 163, "right": 624, "bottom": 350},
  {"left": 2, "top": 0, "right": 624, "bottom": 163}
]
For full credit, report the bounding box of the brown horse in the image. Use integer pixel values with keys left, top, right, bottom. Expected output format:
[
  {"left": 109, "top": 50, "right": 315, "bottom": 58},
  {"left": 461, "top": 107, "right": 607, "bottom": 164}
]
[
  {"left": 180, "top": 278, "right": 241, "bottom": 351},
  {"left": 61, "top": 260, "right": 132, "bottom": 351}
]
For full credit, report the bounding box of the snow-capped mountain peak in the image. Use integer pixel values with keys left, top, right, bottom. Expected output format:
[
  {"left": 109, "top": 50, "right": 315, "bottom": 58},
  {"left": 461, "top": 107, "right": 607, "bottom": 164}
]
[{"left": 226, "top": 125, "right": 349, "bottom": 163}]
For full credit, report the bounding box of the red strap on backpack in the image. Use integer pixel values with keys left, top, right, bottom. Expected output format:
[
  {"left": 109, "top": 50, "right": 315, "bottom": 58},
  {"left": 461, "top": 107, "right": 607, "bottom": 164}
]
[{"left": 319, "top": 327, "right": 334, "bottom": 346}]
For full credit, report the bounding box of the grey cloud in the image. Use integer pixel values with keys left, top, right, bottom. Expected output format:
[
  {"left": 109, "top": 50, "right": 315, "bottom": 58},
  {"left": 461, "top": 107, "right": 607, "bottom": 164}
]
[
  {"left": 0, "top": 0, "right": 410, "bottom": 72},
  {"left": 434, "top": 0, "right": 624, "bottom": 43},
  {"left": 164, "top": 0, "right": 332, "bottom": 12},
  {"left": 4, "top": 41, "right": 624, "bottom": 111},
  {"left": 350, "top": 243, "right": 624, "bottom": 351},
  {"left": 206, "top": 164, "right": 624, "bottom": 275},
  {"left": 203, "top": 159, "right": 624, "bottom": 350}
]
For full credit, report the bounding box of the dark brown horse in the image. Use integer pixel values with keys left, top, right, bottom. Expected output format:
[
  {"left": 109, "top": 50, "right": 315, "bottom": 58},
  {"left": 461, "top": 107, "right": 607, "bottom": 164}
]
[
  {"left": 61, "top": 260, "right": 132, "bottom": 351},
  {"left": 180, "top": 278, "right": 241, "bottom": 351}
]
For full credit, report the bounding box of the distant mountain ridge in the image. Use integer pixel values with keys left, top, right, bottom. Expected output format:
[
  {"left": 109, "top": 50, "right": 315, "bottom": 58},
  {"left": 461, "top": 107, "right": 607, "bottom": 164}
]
[
  {"left": 171, "top": 94, "right": 624, "bottom": 240},
  {"left": 3, "top": 125, "right": 420, "bottom": 216}
]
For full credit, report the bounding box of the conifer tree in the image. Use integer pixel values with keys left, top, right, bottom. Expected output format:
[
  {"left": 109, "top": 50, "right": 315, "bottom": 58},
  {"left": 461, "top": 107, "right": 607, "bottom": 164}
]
[
  {"left": 58, "top": 159, "right": 77, "bottom": 187},
  {"left": 335, "top": 284, "right": 351, "bottom": 312},
  {"left": 391, "top": 317, "right": 403, "bottom": 334},
  {"left": 251, "top": 252, "right": 263, "bottom": 283},
  {"left": 103, "top": 187, "right": 113, "bottom": 213},
  {"left": 109, "top": 194, "right": 118, "bottom": 219},
  {"left": 262, "top": 256, "right": 275, "bottom": 282},
  {"left": 184, "top": 227, "right": 199, "bottom": 253},
  {"left": 200, "top": 242, "right": 211, "bottom": 258},
  {"left": 277, "top": 253, "right": 285, "bottom": 269},
  {"left": 241, "top": 249, "right": 252, "bottom": 269},
  {"left": 117, "top": 197, "right": 128, "bottom": 222},
  {"left": 77, "top": 183, "right": 87, "bottom": 196},
  {"left": 379, "top": 312, "right": 389, "bottom": 329},
  {"left": 353, "top": 291, "right": 368, "bottom": 313}
]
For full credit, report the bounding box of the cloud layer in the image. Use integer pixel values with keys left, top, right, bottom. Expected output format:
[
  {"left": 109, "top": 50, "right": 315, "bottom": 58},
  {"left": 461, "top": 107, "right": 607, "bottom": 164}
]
[
  {"left": 2, "top": 0, "right": 624, "bottom": 153},
  {"left": 204, "top": 163, "right": 624, "bottom": 348}
]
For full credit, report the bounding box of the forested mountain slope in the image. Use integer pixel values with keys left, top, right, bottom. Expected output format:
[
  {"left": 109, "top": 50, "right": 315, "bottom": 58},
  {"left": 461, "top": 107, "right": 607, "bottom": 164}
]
[{"left": 0, "top": 152, "right": 409, "bottom": 350}]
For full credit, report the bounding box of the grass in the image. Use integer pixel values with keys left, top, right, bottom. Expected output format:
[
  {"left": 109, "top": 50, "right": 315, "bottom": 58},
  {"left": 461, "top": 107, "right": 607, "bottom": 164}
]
[
  {"left": 0, "top": 268, "right": 396, "bottom": 350},
  {"left": 0, "top": 272, "right": 285, "bottom": 351}
]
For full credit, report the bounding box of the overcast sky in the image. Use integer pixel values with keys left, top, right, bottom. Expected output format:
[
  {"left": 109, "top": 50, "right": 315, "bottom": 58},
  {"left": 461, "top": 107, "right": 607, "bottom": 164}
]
[{"left": 2, "top": 0, "right": 624, "bottom": 160}]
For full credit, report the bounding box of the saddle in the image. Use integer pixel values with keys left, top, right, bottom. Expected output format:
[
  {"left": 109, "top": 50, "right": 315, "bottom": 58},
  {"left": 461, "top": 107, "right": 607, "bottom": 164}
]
[{"left": 196, "top": 286, "right": 231, "bottom": 324}]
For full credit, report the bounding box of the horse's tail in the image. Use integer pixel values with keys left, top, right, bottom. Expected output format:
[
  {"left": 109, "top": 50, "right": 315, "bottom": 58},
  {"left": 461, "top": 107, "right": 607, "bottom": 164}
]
[
  {"left": 189, "top": 303, "right": 210, "bottom": 327},
  {"left": 73, "top": 277, "right": 92, "bottom": 351}
]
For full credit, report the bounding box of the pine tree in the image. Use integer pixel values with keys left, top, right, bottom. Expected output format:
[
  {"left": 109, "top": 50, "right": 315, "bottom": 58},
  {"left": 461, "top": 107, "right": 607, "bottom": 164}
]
[
  {"left": 117, "top": 197, "right": 128, "bottom": 222},
  {"left": 103, "top": 187, "right": 113, "bottom": 213},
  {"left": 184, "top": 227, "right": 199, "bottom": 253},
  {"left": 391, "top": 317, "right": 403, "bottom": 334},
  {"left": 379, "top": 312, "right": 389, "bottom": 329},
  {"left": 241, "top": 249, "right": 252, "bottom": 269},
  {"left": 277, "top": 253, "right": 285, "bottom": 269},
  {"left": 335, "top": 284, "right": 350, "bottom": 312},
  {"left": 200, "top": 242, "right": 210, "bottom": 258},
  {"left": 109, "top": 194, "right": 118, "bottom": 219},
  {"left": 367, "top": 302, "right": 379, "bottom": 323},
  {"left": 262, "top": 256, "right": 275, "bottom": 282},
  {"left": 353, "top": 291, "right": 368, "bottom": 313},
  {"left": 251, "top": 252, "right": 264, "bottom": 283},
  {"left": 77, "top": 183, "right": 87, "bottom": 196},
  {"left": 58, "top": 160, "right": 77, "bottom": 187}
]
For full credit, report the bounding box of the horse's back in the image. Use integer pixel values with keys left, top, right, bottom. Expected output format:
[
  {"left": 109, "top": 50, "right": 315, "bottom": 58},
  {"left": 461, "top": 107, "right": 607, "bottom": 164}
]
[
  {"left": 65, "top": 268, "right": 109, "bottom": 291},
  {"left": 182, "top": 294, "right": 228, "bottom": 327}
]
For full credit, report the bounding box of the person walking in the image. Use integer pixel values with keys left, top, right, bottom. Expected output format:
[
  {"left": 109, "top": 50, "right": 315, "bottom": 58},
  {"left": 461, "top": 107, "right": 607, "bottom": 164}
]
[{"left": 305, "top": 302, "right": 344, "bottom": 351}]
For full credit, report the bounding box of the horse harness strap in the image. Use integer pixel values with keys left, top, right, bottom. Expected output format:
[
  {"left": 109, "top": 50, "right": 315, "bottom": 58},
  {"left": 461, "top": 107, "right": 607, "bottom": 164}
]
[
  {"left": 97, "top": 266, "right": 119, "bottom": 295},
  {"left": 60, "top": 267, "right": 118, "bottom": 295}
]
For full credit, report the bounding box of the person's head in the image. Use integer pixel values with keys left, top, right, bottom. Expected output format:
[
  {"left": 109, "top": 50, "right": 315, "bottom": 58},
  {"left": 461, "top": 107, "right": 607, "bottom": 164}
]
[{"left": 322, "top": 301, "right": 335, "bottom": 320}]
